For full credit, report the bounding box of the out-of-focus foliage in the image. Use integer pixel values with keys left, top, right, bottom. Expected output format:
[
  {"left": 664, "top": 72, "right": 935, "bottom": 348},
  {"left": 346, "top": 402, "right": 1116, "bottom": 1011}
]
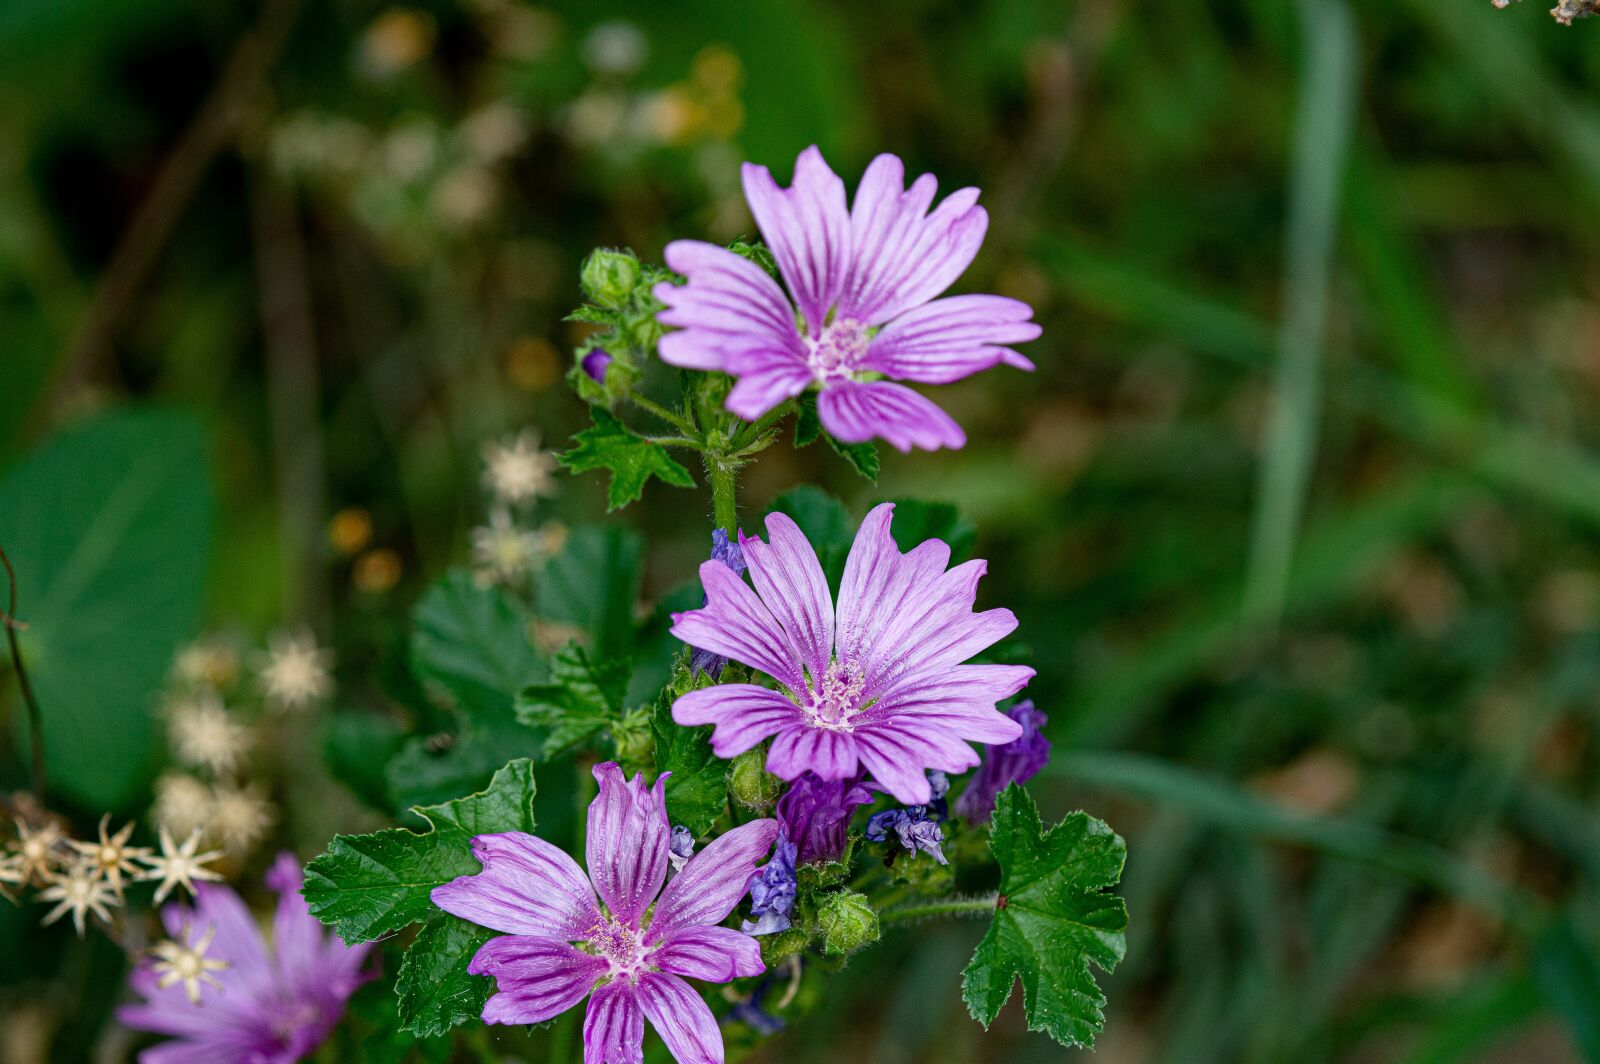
[{"left": 2, "top": 0, "right": 1600, "bottom": 1060}]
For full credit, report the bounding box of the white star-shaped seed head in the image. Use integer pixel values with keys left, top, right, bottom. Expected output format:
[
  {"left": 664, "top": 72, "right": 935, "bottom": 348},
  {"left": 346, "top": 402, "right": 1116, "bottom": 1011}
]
[
  {"left": 258, "top": 630, "right": 334, "bottom": 711},
  {"left": 209, "top": 783, "right": 276, "bottom": 854},
  {"left": 139, "top": 828, "right": 225, "bottom": 904},
  {"left": 11, "top": 819, "right": 66, "bottom": 887},
  {"left": 470, "top": 507, "right": 545, "bottom": 584},
  {"left": 150, "top": 925, "right": 230, "bottom": 1004},
  {"left": 168, "top": 693, "right": 252, "bottom": 774},
  {"left": 481, "top": 430, "right": 556, "bottom": 505},
  {"left": 68, "top": 815, "right": 152, "bottom": 899},
  {"left": 38, "top": 859, "right": 119, "bottom": 936},
  {"left": 152, "top": 773, "right": 215, "bottom": 841}
]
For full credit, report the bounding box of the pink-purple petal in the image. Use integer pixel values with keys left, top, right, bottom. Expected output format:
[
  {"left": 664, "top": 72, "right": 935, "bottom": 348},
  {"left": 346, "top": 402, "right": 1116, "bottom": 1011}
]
[
  {"left": 584, "top": 981, "right": 646, "bottom": 1064},
  {"left": 764, "top": 724, "right": 860, "bottom": 782},
  {"left": 470, "top": 936, "right": 606, "bottom": 1026},
  {"left": 431, "top": 832, "right": 601, "bottom": 939},
  {"left": 672, "top": 683, "right": 802, "bottom": 759},
  {"left": 840, "top": 154, "right": 989, "bottom": 325},
  {"left": 671, "top": 560, "right": 807, "bottom": 692},
  {"left": 741, "top": 145, "right": 850, "bottom": 335},
  {"left": 865, "top": 294, "right": 1040, "bottom": 384},
  {"left": 649, "top": 818, "right": 779, "bottom": 941},
  {"left": 739, "top": 512, "right": 835, "bottom": 681},
  {"left": 655, "top": 240, "right": 806, "bottom": 374},
  {"left": 725, "top": 362, "right": 813, "bottom": 420},
  {"left": 816, "top": 380, "right": 966, "bottom": 453},
  {"left": 585, "top": 764, "right": 670, "bottom": 927},
  {"left": 648, "top": 925, "right": 766, "bottom": 983},
  {"left": 637, "top": 972, "right": 726, "bottom": 1064}
]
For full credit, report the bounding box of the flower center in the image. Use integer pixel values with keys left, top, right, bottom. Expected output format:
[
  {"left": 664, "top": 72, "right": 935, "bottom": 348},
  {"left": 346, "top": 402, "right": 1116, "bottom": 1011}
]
[
  {"left": 802, "top": 661, "right": 867, "bottom": 732},
  {"left": 805, "top": 320, "right": 869, "bottom": 384},
  {"left": 585, "top": 916, "right": 649, "bottom": 979}
]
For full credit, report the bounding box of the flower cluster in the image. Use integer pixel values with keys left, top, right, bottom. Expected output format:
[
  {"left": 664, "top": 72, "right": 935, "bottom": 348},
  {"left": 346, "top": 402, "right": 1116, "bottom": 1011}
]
[
  {"left": 157, "top": 630, "right": 333, "bottom": 855},
  {"left": 471, "top": 429, "right": 566, "bottom": 587},
  {"left": 0, "top": 813, "right": 223, "bottom": 937},
  {"left": 119, "top": 853, "right": 376, "bottom": 1059}
]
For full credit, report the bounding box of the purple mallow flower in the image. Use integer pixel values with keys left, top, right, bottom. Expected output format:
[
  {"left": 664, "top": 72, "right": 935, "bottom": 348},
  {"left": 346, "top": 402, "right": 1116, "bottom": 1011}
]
[
  {"left": 118, "top": 852, "right": 375, "bottom": 1064},
  {"left": 689, "top": 529, "right": 749, "bottom": 679},
  {"left": 776, "top": 771, "right": 873, "bottom": 865},
  {"left": 671, "top": 503, "right": 1034, "bottom": 806},
  {"left": 866, "top": 807, "right": 947, "bottom": 865},
  {"left": 432, "top": 763, "right": 777, "bottom": 1063},
  {"left": 740, "top": 834, "right": 798, "bottom": 936},
  {"left": 955, "top": 700, "right": 1051, "bottom": 823},
  {"left": 654, "top": 146, "right": 1039, "bottom": 453},
  {"left": 582, "top": 348, "right": 614, "bottom": 384}
]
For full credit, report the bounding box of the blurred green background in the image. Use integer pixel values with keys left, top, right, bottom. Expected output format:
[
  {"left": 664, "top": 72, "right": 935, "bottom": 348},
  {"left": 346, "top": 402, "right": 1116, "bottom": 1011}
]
[{"left": 3, "top": 0, "right": 1600, "bottom": 1060}]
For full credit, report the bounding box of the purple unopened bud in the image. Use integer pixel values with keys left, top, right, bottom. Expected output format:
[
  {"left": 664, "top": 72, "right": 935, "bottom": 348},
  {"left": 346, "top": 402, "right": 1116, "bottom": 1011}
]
[
  {"left": 741, "top": 834, "right": 797, "bottom": 936},
  {"left": 776, "top": 772, "right": 874, "bottom": 865},
  {"left": 581, "top": 348, "right": 613, "bottom": 384},
  {"left": 955, "top": 701, "right": 1051, "bottom": 824},
  {"left": 689, "top": 529, "right": 748, "bottom": 678},
  {"left": 669, "top": 824, "right": 695, "bottom": 872}
]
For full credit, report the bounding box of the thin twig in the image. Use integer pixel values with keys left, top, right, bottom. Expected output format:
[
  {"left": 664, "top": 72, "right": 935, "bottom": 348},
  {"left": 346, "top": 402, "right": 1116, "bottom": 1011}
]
[{"left": 0, "top": 542, "right": 46, "bottom": 800}]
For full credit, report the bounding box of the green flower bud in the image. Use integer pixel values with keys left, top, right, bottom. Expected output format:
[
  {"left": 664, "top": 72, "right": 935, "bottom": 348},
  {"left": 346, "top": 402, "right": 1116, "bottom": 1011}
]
[
  {"left": 612, "top": 708, "right": 655, "bottom": 776},
  {"left": 817, "top": 890, "right": 879, "bottom": 957},
  {"left": 758, "top": 925, "right": 810, "bottom": 966},
  {"left": 581, "top": 249, "right": 641, "bottom": 309},
  {"left": 729, "top": 746, "right": 783, "bottom": 811}
]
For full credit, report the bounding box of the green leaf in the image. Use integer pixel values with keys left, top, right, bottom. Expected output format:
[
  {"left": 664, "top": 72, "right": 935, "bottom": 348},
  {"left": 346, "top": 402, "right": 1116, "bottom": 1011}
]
[
  {"left": 0, "top": 408, "right": 211, "bottom": 810},
  {"left": 794, "top": 394, "right": 880, "bottom": 481},
  {"left": 537, "top": 524, "right": 644, "bottom": 659},
  {"left": 384, "top": 721, "right": 544, "bottom": 814},
  {"left": 303, "top": 759, "right": 537, "bottom": 945},
  {"left": 516, "top": 642, "right": 632, "bottom": 758},
  {"left": 961, "top": 785, "right": 1127, "bottom": 1049},
  {"left": 411, "top": 570, "right": 543, "bottom": 724},
  {"left": 794, "top": 393, "right": 823, "bottom": 447},
  {"left": 886, "top": 499, "right": 977, "bottom": 563},
  {"left": 396, "top": 914, "right": 496, "bottom": 1038},
  {"left": 650, "top": 693, "right": 727, "bottom": 835},
  {"left": 559, "top": 406, "right": 695, "bottom": 510},
  {"left": 826, "top": 433, "right": 880, "bottom": 482}
]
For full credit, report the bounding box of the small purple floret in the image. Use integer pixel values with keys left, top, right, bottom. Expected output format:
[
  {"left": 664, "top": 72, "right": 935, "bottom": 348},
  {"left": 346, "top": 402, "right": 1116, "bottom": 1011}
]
[
  {"left": 654, "top": 146, "right": 1040, "bottom": 453},
  {"left": 866, "top": 806, "right": 947, "bottom": 865},
  {"left": 741, "top": 834, "right": 798, "bottom": 936},
  {"left": 669, "top": 824, "right": 695, "bottom": 872},
  {"left": 671, "top": 503, "right": 1034, "bottom": 805},
  {"left": 117, "top": 852, "right": 376, "bottom": 1062},
  {"left": 955, "top": 701, "right": 1051, "bottom": 823},
  {"left": 430, "top": 762, "right": 778, "bottom": 1064},
  {"left": 776, "top": 771, "right": 873, "bottom": 865},
  {"left": 688, "top": 528, "right": 748, "bottom": 679},
  {"left": 581, "top": 348, "right": 613, "bottom": 384}
]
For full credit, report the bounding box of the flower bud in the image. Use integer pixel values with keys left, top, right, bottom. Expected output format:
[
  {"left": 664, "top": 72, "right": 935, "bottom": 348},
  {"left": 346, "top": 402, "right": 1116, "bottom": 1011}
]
[
  {"left": 581, "top": 348, "right": 613, "bottom": 384},
  {"left": 817, "top": 890, "right": 879, "bottom": 956},
  {"left": 580, "top": 248, "right": 641, "bottom": 308},
  {"left": 729, "top": 746, "right": 783, "bottom": 811}
]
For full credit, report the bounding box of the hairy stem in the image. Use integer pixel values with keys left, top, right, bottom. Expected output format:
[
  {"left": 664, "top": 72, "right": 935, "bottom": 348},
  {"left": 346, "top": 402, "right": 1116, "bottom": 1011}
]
[
  {"left": 708, "top": 455, "right": 740, "bottom": 535},
  {"left": 0, "top": 542, "right": 45, "bottom": 800},
  {"left": 880, "top": 894, "right": 999, "bottom": 924}
]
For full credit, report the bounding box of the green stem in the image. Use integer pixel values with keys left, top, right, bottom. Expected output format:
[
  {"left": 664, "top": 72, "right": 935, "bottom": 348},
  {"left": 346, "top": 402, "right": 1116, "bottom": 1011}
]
[
  {"left": 628, "top": 393, "right": 696, "bottom": 436},
  {"left": 643, "top": 435, "right": 701, "bottom": 450},
  {"left": 0, "top": 542, "right": 44, "bottom": 800},
  {"left": 708, "top": 455, "right": 740, "bottom": 535},
  {"left": 880, "top": 894, "right": 998, "bottom": 924}
]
